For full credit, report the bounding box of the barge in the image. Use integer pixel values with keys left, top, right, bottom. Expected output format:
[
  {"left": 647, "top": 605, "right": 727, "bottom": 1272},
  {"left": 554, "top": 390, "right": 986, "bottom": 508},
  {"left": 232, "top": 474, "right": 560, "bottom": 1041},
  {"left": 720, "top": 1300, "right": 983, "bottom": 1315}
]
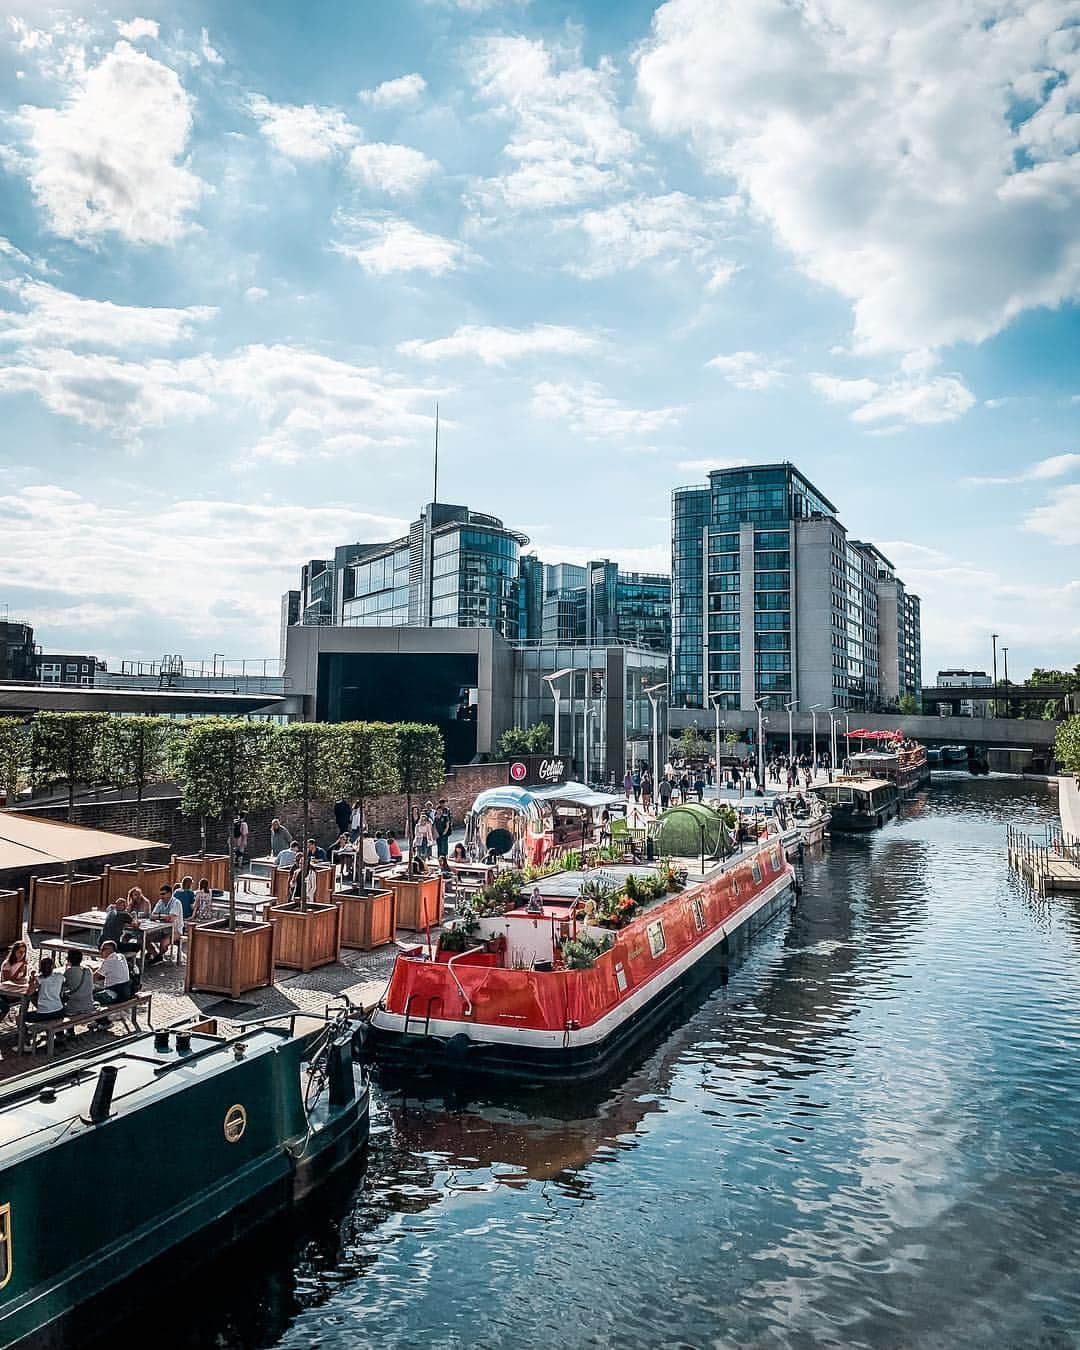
[
  {"left": 811, "top": 776, "right": 900, "bottom": 831},
  {"left": 0, "top": 1006, "right": 369, "bottom": 1348},
  {"left": 846, "top": 740, "right": 929, "bottom": 794},
  {"left": 368, "top": 832, "right": 796, "bottom": 1082}
]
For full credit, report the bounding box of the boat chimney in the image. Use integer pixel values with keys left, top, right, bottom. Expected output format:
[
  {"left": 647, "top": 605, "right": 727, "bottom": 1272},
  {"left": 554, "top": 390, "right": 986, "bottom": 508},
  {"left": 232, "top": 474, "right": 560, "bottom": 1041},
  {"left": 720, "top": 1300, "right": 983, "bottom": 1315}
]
[{"left": 83, "top": 1066, "right": 119, "bottom": 1124}]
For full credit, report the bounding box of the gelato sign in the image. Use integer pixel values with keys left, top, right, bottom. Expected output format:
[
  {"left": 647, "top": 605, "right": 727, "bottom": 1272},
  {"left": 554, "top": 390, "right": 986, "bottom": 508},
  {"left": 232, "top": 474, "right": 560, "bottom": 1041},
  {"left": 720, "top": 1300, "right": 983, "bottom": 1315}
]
[{"left": 506, "top": 755, "right": 568, "bottom": 786}]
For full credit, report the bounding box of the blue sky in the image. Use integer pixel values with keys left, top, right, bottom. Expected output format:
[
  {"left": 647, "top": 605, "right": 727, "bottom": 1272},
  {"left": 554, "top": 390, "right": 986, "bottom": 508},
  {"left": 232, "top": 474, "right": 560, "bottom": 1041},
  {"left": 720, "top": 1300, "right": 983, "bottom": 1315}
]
[{"left": 0, "top": 0, "right": 1077, "bottom": 679}]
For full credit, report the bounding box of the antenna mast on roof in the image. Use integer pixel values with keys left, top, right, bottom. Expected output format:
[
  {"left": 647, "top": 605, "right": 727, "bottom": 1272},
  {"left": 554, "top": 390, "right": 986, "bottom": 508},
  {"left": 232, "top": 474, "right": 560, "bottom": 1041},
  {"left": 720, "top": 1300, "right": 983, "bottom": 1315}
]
[{"left": 428, "top": 403, "right": 439, "bottom": 627}]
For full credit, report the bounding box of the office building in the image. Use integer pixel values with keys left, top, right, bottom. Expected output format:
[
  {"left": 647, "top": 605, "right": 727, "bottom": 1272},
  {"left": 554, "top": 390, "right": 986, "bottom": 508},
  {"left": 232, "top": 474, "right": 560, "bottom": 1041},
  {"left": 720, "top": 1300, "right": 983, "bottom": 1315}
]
[
  {"left": 0, "top": 619, "right": 36, "bottom": 683},
  {"left": 535, "top": 559, "right": 671, "bottom": 652},
  {"left": 36, "top": 652, "right": 103, "bottom": 686},
  {"left": 936, "top": 669, "right": 991, "bottom": 717},
  {"left": 671, "top": 463, "right": 921, "bottom": 711}
]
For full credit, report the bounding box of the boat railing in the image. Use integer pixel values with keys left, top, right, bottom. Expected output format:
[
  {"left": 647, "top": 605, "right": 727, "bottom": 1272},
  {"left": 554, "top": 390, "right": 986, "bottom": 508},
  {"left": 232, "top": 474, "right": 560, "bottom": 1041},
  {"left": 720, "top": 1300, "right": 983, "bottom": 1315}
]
[{"left": 447, "top": 945, "right": 486, "bottom": 1014}]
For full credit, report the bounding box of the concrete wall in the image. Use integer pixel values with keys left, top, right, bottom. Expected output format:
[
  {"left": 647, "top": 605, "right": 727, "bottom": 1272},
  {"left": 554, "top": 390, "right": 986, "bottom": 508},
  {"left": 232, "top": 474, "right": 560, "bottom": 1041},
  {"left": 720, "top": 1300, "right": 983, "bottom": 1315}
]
[
  {"left": 1059, "top": 775, "right": 1080, "bottom": 841},
  {"left": 738, "top": 522, "right": 756, "bottom": 711}
]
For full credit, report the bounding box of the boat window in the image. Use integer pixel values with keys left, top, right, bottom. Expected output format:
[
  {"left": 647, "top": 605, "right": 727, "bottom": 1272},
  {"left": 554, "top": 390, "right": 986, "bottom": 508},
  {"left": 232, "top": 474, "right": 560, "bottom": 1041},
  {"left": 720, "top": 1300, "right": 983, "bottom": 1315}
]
[
  {"left": 647, "top": 920, "right": 666, "bottom": 957},
  {"left": 751, "top": 859, "right": 763, "bottom": 885},
  {"left": 770, "top": 849, "right": 781, "bottom": 873},
  {"left": 691, "top": 898, "right": 706, "bottom": 932}
]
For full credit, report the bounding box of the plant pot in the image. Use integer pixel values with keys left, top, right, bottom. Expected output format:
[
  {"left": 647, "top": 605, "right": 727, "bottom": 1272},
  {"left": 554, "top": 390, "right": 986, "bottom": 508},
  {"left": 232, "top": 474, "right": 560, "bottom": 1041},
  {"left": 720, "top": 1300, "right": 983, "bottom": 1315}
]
[
  {"left": 0, "top": 889, "right": 23, "bottom": 949},
  {"left": 335, "top": 887, "right": 394, "bottom": 951},
  {"left": 269, "top": 901, "right": 342, "bottom": 972},
  {"left": 271, "top": 861, "right": 334, "bottom": 907},
  {"left": 388, "top": 874, "right": 444, "bottom": 931},
  {"left": 172, "top": 853, "right": 230, "bottom": 891},
  {"left": 104, "top": 861, "right": 172, "bottom": 902},
  {"left": 184, "top": 919, "right": 275, "bottom": 997},
  {"left": 28, "top": 873, "right": 103, "bottom": 935}
]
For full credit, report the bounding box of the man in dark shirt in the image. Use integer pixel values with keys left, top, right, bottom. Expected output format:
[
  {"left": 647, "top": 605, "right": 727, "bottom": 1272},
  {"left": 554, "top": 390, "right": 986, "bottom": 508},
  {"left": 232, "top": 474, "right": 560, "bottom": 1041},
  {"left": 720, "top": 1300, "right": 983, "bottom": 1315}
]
[
  {"left": 433, "top": 799, "right": 452, "bottom": 860},
  {"left": 102, "top": 898, "right": 139, "bottom": 951}
]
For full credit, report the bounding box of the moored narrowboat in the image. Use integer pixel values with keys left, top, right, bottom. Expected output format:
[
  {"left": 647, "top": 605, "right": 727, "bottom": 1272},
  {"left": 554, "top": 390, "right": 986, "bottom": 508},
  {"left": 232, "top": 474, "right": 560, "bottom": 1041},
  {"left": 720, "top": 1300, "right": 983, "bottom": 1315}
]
[
  {"left": 811, "top": 776, "right": 900, "bottom": 831},
  {"left": 367, "top": 832, "right": 796, "bottom": 1082},
  {"left": 0, "top": 1006, "right": 369, "bottom": 1349}
]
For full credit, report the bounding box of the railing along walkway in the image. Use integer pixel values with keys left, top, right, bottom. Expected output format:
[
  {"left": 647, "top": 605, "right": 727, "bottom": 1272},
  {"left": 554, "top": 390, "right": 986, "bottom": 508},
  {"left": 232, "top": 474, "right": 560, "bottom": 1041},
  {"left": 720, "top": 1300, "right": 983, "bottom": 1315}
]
[{"left": 1007, "top": 823, "right": 1080, "bottom": 895}]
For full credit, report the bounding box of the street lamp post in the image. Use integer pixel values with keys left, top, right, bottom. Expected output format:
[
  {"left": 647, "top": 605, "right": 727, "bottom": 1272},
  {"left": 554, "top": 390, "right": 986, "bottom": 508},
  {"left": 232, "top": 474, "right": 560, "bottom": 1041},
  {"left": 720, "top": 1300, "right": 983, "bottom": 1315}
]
[
  {"left": 583, "top": 703, "right": 596, "bottom": 787},
  {"left": 785, "top": 699, "right": 798, "bottom": 764},
  {"left": 1002, "top": 646, "right": 1009, "bottom": 717},
  {"left": 992, "top": 633, "right": 999, "bottom": 718},
  {"left": 643, "top": 682, "right": 668, "bottom": 782},
  {"left": 844, "top": 711, "right": 850, "bottom": 769},
  {"left": 754, "top": 697, "right": 768, "bottom": 787},
  {"left": 709, "top": 693, "right": 727, "bottom": 796},
  {"left": 542, "top": 667, "right": 574, "bottom": 759},
  {"left": 828, "top": 705, "right": 842, "bottom": 772},
  {"left": 809, "top": 704, "right": 822, "bottom": 777}
]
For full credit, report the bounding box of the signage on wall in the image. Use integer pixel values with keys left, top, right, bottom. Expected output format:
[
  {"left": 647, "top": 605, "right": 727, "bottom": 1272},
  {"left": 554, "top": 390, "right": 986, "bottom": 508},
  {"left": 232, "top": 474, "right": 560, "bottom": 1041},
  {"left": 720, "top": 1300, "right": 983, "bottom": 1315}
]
[{"left": 506, "top": 755, "right": 568, "bottom": 786}]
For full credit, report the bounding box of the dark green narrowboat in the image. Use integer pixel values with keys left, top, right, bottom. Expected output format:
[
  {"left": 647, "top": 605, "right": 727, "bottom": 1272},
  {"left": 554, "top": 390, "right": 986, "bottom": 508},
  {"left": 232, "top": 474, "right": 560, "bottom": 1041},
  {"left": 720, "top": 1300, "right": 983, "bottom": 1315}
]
[{"left": 0, "top": 1007, "right": 369, "bottom": 1348}]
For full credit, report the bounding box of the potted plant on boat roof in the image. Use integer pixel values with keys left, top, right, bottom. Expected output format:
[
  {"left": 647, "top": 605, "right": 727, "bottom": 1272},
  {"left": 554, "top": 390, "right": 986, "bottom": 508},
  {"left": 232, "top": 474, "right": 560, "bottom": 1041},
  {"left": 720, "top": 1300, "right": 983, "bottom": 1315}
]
[
  {"left": 385, "top": 723, "right": 446, "bottom": 932},
  {"left": 269, "top": 723, "right": 347, "bottom": 973},
  {"left": 179, "top": 717, "right": 277, "bottom": 997}
]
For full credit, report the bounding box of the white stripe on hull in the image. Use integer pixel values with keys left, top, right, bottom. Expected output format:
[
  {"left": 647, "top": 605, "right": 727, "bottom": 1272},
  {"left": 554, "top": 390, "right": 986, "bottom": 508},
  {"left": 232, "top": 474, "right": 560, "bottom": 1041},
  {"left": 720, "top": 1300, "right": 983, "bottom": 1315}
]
[{"left": 371, "top": 872, "right": 794, "bottom": 1051}]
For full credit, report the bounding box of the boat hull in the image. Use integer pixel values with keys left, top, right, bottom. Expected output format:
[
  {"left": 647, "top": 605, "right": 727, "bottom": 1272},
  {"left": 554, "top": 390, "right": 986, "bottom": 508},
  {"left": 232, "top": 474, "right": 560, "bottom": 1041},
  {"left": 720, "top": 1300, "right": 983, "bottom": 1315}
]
[
  {"left": 369, "top": 877, "right": 794, "bottom": 1083},
  {"left": 0, "top": 1027, "right": 369, "bottom": 1350}
]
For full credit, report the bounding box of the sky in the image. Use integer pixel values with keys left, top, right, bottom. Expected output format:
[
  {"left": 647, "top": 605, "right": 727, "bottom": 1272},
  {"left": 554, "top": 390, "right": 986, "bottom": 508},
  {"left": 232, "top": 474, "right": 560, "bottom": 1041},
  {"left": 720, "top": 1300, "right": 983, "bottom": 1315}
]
[{"left": 0, "top": 0, "right": 1077, "bottom": 682}]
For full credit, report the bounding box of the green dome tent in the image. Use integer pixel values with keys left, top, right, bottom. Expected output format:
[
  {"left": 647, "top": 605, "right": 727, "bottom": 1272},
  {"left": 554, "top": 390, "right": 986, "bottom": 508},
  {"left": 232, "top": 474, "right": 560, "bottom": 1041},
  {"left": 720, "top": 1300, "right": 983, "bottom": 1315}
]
[{"left": 654, "top": 803, "right": 733, "bottom": 859}]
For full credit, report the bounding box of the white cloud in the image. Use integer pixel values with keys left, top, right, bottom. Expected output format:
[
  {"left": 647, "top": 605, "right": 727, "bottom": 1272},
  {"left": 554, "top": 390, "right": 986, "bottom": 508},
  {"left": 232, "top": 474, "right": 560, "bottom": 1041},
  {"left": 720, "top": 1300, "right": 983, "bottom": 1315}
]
[
  {"left": 347, "top": 143, "right": 440, "bottom": 195},
  {"left": 115, "top": 18, "right": 158, "bottom": 41},
  {"left": 469, "top": 35, "right": 638, "bottom": 211},
  {"left": 637, "top": 0, "right": 1080, "bottom": 353},
  {"left": 200, "top": 28, "right": 224, "bottom": 65},
  {"left": 247, "top": 94, "right": 358, "bottom": 161},
  {"left": 810, "top": 369, "right": 975, "bottom": 427},
  {"left": 0, "top": 279, "right": 215, "bottom": 349},
  {"left": 19, "top": 40, "right": 205, "bottom": 246},
  {"left": 966, "top": 452, "right": 1080, "bottom": 486},
  {"left": 332, "top": 215, "right": 468, "bottom": 275},
  {"left": 565, "top": 192, "right": 737, "bottom": 281},
  {"left": 531, "top": 380, "right": 680, "bottom": 440},
  {"left": 398, "top": 323, "right": 599, "bottom": 365},
  {"left": 677, "top": 456, "right": 751, "bottom": 473},
  {"left": 707, "top": 350, "right": 783, "bottom": 391},
  {"left": 358, "top": 73, "right": 427, "bottom": 109},
  {"left": 0, "top": 483, "right": 408, "bottom": 657},
  {"left": 1025, "top": 484, "right": 1080, "bottom": 545},
  {"left": 244, "top": 286, "right": 268, "bottom": 302}
]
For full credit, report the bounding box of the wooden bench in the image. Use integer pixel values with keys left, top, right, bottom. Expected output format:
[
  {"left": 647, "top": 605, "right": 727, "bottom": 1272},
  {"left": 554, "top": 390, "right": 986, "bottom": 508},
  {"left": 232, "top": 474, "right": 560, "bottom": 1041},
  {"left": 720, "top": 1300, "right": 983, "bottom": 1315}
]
[{"left": 17, "top": 992, "right": 153, "bottom": 1056}]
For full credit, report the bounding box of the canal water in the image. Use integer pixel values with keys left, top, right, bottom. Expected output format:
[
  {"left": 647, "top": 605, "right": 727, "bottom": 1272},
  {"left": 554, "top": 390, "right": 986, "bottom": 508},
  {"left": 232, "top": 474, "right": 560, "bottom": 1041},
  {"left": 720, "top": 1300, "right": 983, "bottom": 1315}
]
[{"left": 132, "top": 777, "right": 1080, "bottom": 1348}]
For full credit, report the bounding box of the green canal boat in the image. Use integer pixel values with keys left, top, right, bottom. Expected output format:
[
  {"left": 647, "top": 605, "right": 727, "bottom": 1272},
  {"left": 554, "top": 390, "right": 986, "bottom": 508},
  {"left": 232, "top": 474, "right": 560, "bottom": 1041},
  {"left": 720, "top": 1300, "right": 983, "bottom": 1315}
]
[{"left": 0, "top": 1005, "right": 369, "bottom": 1349}]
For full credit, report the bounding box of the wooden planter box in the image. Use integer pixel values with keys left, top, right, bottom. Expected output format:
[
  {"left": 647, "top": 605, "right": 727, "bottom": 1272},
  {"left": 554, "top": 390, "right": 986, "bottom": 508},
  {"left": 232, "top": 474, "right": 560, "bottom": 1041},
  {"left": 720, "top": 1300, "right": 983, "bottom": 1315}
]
[
  {"left": 28, "top": 873, "right": 103, "bottom": 935},
  {"left": 335, "top": 886, "right": 394, "bottom": 951},
  {"left": 104, "top": 861, "right": 172, "bottom": 902},
  {"left": 270, "top": 901, "right": 342, "bottom": 973},
  {"left": 389, "top": 874, "right": 444, "bottom": 931},
  {"left": 172, "top": 854, "right": 231, "bottom": 890},
  {"left": 270, "top": 862, "right": 335, "bottom": 907},
  {"left": 184, "top": 919, "right": 275, "bottom": 998},
  {"left": 0, "top": 889, "right": 23, "bottom": 949}
]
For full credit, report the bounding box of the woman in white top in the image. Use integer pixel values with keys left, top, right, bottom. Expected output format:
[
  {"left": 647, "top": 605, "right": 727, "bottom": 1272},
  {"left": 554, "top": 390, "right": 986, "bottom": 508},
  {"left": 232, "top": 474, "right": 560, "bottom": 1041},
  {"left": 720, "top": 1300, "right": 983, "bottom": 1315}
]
[
  {"left": 26, "top": 958, "right": 66, "bottom": 1024},
  {"left": 412, "top": 811, "right": 436, "bottom": 861}
]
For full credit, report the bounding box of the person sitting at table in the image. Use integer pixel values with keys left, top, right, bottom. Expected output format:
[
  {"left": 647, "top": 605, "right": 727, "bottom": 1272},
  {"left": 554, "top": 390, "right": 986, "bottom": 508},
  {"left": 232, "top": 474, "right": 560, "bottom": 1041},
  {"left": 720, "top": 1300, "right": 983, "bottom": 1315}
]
[
  {"left": 276, "top": 841, "right": 297, "bottom": 869},
  {"left": 25, "top": 957, "right": 66, "bottom": 1030},
  {"left": 92, "top": 941, "right": 133, "bottom": 1016},
  {"left": 102, "top": 897, "right": 140, "bottom": 953},
  {"left": 373, "top": 830, "right": 391, "bottom": 864},
  {"left": 190, "top": 877, "right": 216, "bottom": 923},
  {"left": 61, "top": 950, "right": 95, "bottom": 1030},
  {"left": 127, "top": 887, "right": 151, "bottom": 920},
  {"left": 173, "top": 875, "right": 196, "bottom": 921},
  {"left": 386, "top": 831, "right": 402, "bottom": 861},
  {"left": 407, "top": 852, "right": 426, "bottom": 878},
  {"left": 451, "top": 842, "right": 467, "bottom": 863},
  {"left": 305, "top": 838, "right": 326, "bottom": 863},
  {"left": 150, "top": 884, "right": 184, "bottom": 962},
  {"left": 0, "top": 941, "right": 29, "bottom": 1019}
]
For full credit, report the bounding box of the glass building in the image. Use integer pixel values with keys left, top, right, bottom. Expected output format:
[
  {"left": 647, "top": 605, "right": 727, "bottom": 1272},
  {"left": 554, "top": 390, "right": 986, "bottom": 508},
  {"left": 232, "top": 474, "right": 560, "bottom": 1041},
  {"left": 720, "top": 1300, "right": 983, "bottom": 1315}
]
[
  {"left": 533, "top": 559, "right": 671, "bottom": 652},
  {"left": 672, "top": 463, "right": 921, "bottom": 712}
]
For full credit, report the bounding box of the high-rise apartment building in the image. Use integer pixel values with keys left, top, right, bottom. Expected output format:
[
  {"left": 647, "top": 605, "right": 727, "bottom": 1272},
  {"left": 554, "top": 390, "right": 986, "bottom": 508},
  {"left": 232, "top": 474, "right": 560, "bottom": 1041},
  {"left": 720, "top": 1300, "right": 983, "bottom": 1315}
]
[
  {"left": 535, "top": 559, "right": 671, "bottom": 652},
  {"left": 671, "top": 463, "right": 921, "bottom": 711}
]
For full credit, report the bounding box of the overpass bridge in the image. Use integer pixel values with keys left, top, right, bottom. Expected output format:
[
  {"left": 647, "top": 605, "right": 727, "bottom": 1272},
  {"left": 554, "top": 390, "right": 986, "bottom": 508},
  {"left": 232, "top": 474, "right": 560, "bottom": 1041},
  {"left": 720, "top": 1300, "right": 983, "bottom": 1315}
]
[
  {"left": 0, "top": 681, "right": 301, "bottom": 718},
  {"left": 920, "top": 683, "right": 1074, "bottom": 715}
]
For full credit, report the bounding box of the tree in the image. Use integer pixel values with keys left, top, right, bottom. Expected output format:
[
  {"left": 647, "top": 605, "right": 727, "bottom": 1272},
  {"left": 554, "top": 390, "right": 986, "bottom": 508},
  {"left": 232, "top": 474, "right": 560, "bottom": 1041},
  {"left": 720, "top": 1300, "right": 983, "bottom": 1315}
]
[
  {"left": 177, "top": 718, "right": 278, "bottom": 928},
  {"left": 496, "top": 722, "right": 553, "bottom": 758},
  {"left": 673, "top": 728, "right": 710, "bottom": 762},
  {"left": 274, "top": 723, "right": 349, "bottom": 907},
  {"left": 1055, "top": 715, "right": 1080, "bottom": 776},
  {"left": 99, "top": 715, "right": 178, "bottom": 803},
  {"left": 30, "top": 711, "right": 109, "bottom": 819},
  {"left": 338, "top": 721, "right": 399, "bottom": 883},
  {"left": 898, "top": 693, "right": 918, "bottom": 714},
  {"left": 0, "top": 718, "right": 29, "bottom": 806},
  {"left": 392, "top": 723, "right": 445, "bottom": 848}
]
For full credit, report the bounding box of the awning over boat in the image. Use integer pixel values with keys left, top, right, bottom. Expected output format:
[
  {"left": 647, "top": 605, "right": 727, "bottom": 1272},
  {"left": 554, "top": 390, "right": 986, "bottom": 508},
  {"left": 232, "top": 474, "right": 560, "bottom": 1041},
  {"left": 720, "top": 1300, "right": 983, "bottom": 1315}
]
[
  {"left": 846, "top": 729, "right": 903, "bottom": 740},
  {"left": 0, "top": 811, "right": 166, "bottom": 872}
]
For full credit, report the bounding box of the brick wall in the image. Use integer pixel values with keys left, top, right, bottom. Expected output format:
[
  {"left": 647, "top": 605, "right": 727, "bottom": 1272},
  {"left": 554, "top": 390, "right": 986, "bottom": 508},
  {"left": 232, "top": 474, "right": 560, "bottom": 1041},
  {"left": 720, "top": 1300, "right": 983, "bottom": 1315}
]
[{"left": 0, "top": 761, "right": 510, "bottom": 892}]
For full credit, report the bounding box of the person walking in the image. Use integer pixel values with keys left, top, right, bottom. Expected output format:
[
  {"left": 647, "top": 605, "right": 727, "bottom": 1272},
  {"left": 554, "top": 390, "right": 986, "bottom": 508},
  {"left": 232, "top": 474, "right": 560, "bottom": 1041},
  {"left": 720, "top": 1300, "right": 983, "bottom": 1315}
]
[
  {"left": 433, "top": 799, "right": 453, "bottom": 861},
  {"left": 623, "top": 769, "right": 634, "bottom": 799},
  {"left": 658, "top": 776, "right": 672, "bottom": 810},
  {"left": 693, "top": 773, "right": 705, "bottom": 803},
  {"left": 270, "top": 818, "right": 292, "bottom": 858}
]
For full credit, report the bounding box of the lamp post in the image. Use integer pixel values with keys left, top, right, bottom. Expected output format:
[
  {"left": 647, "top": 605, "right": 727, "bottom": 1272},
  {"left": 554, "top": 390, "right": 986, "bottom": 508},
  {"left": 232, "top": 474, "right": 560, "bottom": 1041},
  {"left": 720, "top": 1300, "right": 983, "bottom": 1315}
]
[
  {"left": 992, "top": 633, "right": 999, "bottom": 718},
  {"left": 543, "top": 667, "right": 573, "bottom": 759},
  {"left": 643, "top": 681, "right": 668, "bottom": 782},
  {"left": 844, "top": 711, "right": 850, "bottom": 769},
  {"left": 809, "top": 704, "right": 822, "bottom": 778},
  {"left": 754, "top": 697, "right": 768, "bottom": 787},
  {"left": 709, "top": 693, "right": 727, "bottom": 797},
  {"left": 785, "top": 699, "right": 798, "bottom": 765},
  {"left": 583, "top": 703, "right": 596, "bottom": 787},
  {"left": 1002, "top": 646, "right": 1009, "bottom": 718},
  {"left": 828, "top": 705, "right": 842, "bottom": 771}
]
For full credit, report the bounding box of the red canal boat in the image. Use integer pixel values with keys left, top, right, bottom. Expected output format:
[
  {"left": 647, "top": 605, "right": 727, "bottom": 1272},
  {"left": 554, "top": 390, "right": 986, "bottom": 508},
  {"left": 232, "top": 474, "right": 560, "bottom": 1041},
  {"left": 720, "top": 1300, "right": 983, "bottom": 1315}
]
[{"left": 368, "top": 829, "right": 796, "bottom": 1082}]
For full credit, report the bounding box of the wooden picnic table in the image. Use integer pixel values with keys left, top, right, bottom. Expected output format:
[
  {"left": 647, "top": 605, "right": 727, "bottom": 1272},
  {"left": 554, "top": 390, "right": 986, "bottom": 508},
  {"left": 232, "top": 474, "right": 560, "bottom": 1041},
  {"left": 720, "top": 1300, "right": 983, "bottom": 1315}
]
[{"left": 46, "top": 912, "right": 174, "bottom": 967}]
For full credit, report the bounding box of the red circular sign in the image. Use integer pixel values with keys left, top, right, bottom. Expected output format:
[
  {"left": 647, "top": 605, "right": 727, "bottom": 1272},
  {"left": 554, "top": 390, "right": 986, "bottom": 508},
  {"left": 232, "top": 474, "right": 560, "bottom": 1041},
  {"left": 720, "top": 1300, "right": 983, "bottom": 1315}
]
[{"left": 510, "top": 761, "right": 527, "bottom": 782}]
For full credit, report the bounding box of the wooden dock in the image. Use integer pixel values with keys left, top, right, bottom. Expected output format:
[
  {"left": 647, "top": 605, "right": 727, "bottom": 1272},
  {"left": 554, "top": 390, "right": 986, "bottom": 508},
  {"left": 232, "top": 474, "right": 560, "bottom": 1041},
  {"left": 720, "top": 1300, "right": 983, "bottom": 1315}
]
[{"left": 1007, "top": 823, "right": 1080, "bottom": 895}]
